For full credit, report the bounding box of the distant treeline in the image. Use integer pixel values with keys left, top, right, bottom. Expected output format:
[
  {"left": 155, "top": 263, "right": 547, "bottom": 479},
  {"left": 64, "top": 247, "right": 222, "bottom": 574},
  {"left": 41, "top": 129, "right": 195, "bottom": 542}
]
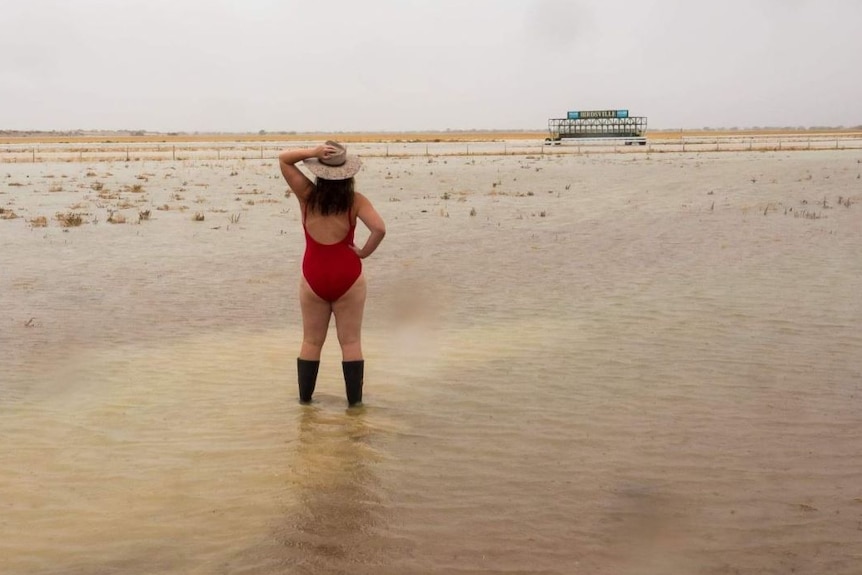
[
  {"left": 0, "top": 129, "right": 151, "bottom": 138},
  {"left": 0, "top": 129, "right": 540, "bottom": 137}
]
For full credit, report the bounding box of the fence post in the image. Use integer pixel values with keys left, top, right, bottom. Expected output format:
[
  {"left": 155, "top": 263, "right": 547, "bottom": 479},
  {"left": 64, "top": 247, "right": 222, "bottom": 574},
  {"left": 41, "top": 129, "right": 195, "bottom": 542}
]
[
  {"left": 32, "top": 148, "right": 36, "bottom": 162},
  {"left": 172, "top": 146, "right": 176, "bottom": 161}
]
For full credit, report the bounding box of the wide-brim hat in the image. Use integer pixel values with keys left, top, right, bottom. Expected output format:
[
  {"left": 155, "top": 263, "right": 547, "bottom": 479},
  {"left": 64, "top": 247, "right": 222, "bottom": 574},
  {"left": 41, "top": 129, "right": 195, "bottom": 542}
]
[{"left": 303, "top": 140, "right": 362, "bottom": 180}]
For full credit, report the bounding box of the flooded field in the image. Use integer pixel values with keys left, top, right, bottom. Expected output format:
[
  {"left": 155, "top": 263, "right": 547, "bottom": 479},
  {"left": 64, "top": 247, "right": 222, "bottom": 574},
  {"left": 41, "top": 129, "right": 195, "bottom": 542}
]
[{"left": 1, "top": 147, "right": 861, "bottom": 574}]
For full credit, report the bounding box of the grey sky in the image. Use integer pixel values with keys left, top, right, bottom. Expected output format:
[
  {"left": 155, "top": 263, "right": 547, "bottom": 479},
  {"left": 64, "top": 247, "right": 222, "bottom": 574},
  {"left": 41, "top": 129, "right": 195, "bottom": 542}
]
[{"left": 2, "top": 0, "right": 860, "bottom": 132}]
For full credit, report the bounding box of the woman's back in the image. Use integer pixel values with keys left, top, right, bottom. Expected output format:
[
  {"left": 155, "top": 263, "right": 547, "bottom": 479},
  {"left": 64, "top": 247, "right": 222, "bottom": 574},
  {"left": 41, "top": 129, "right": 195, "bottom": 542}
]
[{"left": 302, "top": 205, "right": 354, "bottom": 245}]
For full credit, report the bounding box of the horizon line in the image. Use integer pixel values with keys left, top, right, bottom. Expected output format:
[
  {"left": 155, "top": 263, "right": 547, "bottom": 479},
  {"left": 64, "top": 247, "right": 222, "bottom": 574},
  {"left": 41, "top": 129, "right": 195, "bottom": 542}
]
[{"left": 3, "top": 125, "right": 862, "bottom": 136}]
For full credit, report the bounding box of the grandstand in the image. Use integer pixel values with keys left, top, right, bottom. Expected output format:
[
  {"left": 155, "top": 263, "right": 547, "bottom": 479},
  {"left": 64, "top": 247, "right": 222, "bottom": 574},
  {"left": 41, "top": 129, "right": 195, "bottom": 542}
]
[{"left": 546, "top": 109, "right": 647, "bottom": 145}]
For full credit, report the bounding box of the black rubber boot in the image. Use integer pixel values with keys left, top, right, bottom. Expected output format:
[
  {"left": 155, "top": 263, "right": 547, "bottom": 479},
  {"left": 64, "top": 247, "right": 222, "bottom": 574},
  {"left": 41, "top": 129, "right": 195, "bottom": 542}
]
[
  {"left": 297, "top": 358, "right": 320, "bottom": 404},
  {"left": 342, "top": 360, "right": 364, "bottom": 407}
]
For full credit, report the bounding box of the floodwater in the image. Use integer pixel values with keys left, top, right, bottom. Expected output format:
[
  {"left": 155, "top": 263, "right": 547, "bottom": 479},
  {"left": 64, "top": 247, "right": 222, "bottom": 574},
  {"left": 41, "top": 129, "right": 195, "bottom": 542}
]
[{"left": 1, "top": 149, "right": 861, "bottom": 574}]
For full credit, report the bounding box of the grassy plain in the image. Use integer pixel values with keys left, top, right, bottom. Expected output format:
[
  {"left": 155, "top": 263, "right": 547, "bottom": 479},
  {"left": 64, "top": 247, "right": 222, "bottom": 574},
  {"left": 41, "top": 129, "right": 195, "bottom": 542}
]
[{"left": 2, "top": 128, "right": 861, "bottom": 145}]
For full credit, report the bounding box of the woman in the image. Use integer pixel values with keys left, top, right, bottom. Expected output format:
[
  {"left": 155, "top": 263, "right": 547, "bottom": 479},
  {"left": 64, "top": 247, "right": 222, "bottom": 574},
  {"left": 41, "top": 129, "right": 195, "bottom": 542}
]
[{"left": 278, "top": 141, "right": 386, "bottom": 406}]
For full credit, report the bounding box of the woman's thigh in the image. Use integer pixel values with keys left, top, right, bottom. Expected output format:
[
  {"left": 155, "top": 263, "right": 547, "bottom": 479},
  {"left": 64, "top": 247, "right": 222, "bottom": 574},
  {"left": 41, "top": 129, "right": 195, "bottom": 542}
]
[
  {"left": 299, "top": 278, "right": 332, "bottom": 346},
  {"left": 332, "top": 275, "right": 367, "bottom": 347}
]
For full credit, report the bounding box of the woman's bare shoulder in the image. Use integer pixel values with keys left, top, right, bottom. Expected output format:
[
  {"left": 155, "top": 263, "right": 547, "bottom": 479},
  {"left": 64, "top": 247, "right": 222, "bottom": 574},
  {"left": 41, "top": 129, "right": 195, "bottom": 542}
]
[
  {"left": 354, "top": 191, "right": 377, "bottom": 208},
  {"left": 352, "top": 191, "right": 366, "bottom": 212}
]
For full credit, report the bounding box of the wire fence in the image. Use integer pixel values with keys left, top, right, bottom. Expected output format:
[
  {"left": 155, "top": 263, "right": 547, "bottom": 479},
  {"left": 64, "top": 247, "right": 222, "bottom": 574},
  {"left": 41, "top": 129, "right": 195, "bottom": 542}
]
[{"left": 2, "top": 135, "right": 862, "bottom": 163}]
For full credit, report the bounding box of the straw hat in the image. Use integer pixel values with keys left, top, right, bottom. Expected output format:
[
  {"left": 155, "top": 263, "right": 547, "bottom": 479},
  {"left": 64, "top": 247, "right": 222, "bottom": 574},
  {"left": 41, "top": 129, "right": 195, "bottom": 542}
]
[{"left": 303, "top": 141, "right": 362, "bottom": 180}]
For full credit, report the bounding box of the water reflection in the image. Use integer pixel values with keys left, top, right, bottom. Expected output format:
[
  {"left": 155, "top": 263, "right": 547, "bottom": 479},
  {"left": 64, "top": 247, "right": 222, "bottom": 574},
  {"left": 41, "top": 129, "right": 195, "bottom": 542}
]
[{"left": 236, "top": 405, "right": 392, "bottom": 575}]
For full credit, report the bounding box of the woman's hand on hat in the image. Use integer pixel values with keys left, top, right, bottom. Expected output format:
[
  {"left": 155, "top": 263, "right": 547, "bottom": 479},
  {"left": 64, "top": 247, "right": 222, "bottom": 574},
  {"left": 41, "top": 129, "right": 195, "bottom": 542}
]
[{"left": 314, "top": 144, "right": 338, "bottom": 160}]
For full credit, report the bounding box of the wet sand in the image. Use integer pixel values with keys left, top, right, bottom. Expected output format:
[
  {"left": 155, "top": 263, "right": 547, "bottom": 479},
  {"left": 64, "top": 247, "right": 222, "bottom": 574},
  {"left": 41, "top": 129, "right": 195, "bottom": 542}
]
[{"left": 1, "top": 148, "right": 861, "bottom": 574}]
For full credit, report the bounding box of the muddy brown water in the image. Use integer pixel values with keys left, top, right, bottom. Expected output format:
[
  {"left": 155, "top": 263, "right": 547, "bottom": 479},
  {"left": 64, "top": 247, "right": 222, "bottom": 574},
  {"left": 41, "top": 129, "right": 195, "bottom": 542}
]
[{"left": 1, "top": 150, "right": 860, "bottom": 574}]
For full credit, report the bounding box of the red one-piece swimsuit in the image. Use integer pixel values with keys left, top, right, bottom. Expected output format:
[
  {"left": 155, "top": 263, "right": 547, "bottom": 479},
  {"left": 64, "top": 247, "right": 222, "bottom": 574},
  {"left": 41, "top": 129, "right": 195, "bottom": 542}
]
[{"left": 302, "top": 207, "right": 362, "bottom": 302}]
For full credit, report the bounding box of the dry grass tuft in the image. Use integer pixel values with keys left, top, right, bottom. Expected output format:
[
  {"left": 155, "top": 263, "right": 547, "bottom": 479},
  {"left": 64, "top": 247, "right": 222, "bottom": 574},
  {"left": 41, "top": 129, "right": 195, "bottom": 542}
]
[
  {"left": 0, "top": 207, "right": 19, "bottom": 219},
  {"left": 107, "top": 211, "right": 126, "bottom": 224},
  {"left": 138, "top": 209, "right": 151, "bottom": 222},
  {"left": 30, "top": 215, "right": 48, "bottom": 227},
  {"left": 193, "top": 212, "right": 205, "bottom": 222},
  {"left": 55, "top": 212, "right": 84, "bottom": 227}
]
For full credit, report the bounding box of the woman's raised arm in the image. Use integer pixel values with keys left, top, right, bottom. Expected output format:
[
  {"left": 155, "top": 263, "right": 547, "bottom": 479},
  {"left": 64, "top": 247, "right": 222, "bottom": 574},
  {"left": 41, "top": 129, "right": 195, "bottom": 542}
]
[{"left": 278, "top": 145, "right": 330, "bottom": 202}]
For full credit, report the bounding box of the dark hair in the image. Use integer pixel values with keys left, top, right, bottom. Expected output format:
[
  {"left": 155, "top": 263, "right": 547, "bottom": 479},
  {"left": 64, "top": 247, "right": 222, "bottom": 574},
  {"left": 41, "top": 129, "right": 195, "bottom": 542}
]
[{"left": 308, "top": 177, "right": 355, "bottom": 216}]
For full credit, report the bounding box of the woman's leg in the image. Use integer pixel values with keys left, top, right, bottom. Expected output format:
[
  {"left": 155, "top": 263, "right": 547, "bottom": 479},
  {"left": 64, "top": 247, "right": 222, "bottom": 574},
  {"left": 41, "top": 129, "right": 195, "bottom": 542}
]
[
  {"left": 333, "top": 276, "right": 367, "bottom": 405},
  {"left": 299, "top": 277, "right": 332, "bottom": 360},
  {"left": 332, "top": 275, "right": 367, "bottom": 361}
]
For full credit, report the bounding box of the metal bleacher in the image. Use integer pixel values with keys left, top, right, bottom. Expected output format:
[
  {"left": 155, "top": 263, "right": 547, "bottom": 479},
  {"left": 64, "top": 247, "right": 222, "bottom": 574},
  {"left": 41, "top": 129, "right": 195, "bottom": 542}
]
[{"left": 546, "top": 109, "right": 647, "bottom": 145}]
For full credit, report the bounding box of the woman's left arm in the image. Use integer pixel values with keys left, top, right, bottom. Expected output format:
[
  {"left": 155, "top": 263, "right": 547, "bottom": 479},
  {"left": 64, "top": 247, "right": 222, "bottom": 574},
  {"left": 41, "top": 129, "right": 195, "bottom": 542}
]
[{"left": 352, "top": 193, "right": 386, "bottom": 259}]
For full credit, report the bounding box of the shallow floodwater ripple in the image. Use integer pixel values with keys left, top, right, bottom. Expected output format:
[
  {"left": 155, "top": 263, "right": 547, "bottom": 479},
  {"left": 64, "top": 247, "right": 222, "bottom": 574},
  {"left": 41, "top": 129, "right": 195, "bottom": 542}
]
[{"left": 1, "top": 150, "right": 861, "bottom": 574}]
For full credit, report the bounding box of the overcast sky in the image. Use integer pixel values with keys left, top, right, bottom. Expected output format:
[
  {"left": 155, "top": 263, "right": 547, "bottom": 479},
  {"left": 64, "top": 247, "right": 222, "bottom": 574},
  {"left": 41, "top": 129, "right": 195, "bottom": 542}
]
[{"left": 2, "top": 0, "right": 860, "bottom": 132}]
